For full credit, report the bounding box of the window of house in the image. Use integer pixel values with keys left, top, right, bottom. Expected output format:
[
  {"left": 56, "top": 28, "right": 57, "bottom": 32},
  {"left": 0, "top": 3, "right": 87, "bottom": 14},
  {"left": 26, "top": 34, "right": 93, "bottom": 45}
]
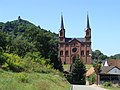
[
  {"left": 81, "top": 51, "right": 84, "bottom": 56},
  {"left": 60, "top": 44, "right": 63, "bottom": 47},
  {"left": 65, "top": 51, "right": 68, "bottom": 56},
  {"left": 87, "top": 50, "right": 89, "bottom": 56},
  {"left": 60, "top": 38, "right": 63, "bottom": 41},
  {"left": 60, "top": 51, "right": 63, "bottom": 56}
]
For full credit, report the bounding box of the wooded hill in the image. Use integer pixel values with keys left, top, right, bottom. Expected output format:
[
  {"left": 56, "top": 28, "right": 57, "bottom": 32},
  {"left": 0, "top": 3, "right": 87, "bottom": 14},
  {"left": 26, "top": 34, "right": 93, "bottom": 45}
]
[{"left": 0, "top": 16, "right": 63, "bottom": 72}]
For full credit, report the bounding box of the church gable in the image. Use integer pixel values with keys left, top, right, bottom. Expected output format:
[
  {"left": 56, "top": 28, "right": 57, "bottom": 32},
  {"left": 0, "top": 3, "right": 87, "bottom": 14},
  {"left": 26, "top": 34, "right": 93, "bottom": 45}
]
[
  {"left": 65, "top": 38, "right": 85, "bottom": 43},
  {"left": 68, "top": 38, "right": 81, "bottom": 46},
  {"left": 69, "top": 38, "right": 81, "bottom": 44}
]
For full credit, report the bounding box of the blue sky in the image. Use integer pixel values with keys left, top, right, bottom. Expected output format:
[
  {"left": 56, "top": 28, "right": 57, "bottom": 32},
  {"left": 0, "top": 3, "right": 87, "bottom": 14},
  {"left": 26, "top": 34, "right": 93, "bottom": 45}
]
[{"left": 0, "top": 0, "right": 120, "bottom": 56}]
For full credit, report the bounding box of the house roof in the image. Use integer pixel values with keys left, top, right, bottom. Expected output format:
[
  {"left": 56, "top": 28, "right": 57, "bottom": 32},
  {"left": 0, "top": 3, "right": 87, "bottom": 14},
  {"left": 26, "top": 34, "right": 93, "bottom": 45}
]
[
  {"left": 65, "top": 38, "right": 85, "bottom": 43},
  {"left": 100, "top": 66, "right": 120, "bottom": 74},
  {"left": 108, "top": 59, "right": 120, "bottom": 68},
  {"left": 86, "top": 67, "right": 95, "bottom": 77}
]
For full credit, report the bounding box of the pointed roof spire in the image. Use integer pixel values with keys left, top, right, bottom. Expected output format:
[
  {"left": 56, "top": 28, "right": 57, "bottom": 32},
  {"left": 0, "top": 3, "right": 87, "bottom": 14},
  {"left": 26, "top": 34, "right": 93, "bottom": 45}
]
[
  {"left": 60, "top": 13, "right": 64, "bottom": 29},
  {"left": 87, "top": 13, "right": 90, "bottom": 29},
  {"left": 104, "top": 59, "right": 109, "bottom": 66}
]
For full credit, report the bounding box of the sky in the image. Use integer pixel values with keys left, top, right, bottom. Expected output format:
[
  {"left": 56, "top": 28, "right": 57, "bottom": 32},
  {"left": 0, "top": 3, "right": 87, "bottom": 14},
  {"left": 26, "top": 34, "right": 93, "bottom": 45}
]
[{"left": 0, "top": 0, "right": 120, "bottom": 56}]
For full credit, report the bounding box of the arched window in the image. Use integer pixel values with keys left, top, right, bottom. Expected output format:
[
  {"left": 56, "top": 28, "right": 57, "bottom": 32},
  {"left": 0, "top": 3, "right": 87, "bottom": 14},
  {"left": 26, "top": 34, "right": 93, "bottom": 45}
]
[
  {"left": 60, "top": 51, "right": 63, "bottom": 56},
  {"left": 60, "top": 31, "right": 63, "bottom": 36}
]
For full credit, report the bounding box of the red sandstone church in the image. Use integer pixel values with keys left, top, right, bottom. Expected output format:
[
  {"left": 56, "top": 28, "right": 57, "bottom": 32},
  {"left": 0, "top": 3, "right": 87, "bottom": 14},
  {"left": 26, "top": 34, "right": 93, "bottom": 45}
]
[{"left": 58, "top": 14, "right": 92, "bottom": 64}]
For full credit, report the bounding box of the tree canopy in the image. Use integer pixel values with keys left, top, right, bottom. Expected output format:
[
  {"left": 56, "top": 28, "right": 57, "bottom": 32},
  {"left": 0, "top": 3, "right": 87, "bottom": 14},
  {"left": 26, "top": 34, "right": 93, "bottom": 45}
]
[
  {"left": 92, "top": 50, "right": 108, "bottom": 61},
  {"left": 0, "top": 17, "right": 62, "bottom": 72}
]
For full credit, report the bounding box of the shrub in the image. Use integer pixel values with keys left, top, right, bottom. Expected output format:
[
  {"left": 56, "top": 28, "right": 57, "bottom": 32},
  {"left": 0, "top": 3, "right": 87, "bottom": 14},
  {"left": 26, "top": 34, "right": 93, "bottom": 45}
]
[
  {"left": 16, "top": 73, "right": 30, "bottom": 83},
  {"left": 87, "top": 73, "right": 96, "bottom": 85},
  {"left": 2, "top": 53, "right": 24, "bottom": 72},
  {"left": 103, "top": 82, "right": 112, "bottom": 87}
]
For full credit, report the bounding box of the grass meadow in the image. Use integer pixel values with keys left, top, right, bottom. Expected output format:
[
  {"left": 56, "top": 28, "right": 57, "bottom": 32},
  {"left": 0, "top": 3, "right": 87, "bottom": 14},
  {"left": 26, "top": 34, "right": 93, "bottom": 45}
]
[{"left": 0, "top": 69, "right": 70, "bottom": 90}]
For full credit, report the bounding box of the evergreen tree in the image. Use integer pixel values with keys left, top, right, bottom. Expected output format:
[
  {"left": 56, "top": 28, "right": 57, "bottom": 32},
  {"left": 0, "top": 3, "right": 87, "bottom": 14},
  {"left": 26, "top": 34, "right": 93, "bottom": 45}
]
[{"left": 67, "top": 56, "right": 86, "bottom": 85}]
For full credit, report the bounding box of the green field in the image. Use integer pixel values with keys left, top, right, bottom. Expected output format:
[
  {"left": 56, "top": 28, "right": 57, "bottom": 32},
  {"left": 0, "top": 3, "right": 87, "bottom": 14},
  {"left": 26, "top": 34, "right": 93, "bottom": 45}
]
[
  {"left": 63, "top": 64, "right": 70, "bottom": 71},
  {"left": 85, "top": 64, "right": 93, "bottom": 70},
  {"left": 0, "top": 69, "right": 70, "bottom": 90}
]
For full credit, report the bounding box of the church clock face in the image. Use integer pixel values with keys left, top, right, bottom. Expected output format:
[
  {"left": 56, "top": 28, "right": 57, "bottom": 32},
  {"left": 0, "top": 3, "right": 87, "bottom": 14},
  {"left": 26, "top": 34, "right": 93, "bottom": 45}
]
[{"left": 72, "top": 47, "right": 77, "bottom": 53}]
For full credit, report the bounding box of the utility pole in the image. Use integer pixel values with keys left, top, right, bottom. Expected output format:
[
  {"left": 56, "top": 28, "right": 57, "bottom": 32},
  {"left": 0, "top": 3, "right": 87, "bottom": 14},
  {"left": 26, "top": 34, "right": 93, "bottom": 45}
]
[{"left": 96, "top": 56, "right": 99, "bottom": 85}]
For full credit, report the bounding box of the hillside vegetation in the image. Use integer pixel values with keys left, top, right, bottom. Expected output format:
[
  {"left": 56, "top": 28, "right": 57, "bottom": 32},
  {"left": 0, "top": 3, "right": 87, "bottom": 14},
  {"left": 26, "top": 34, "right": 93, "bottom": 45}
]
[
  {"left": 0, "top": 16, "right": 69, "bottom": 90},
  {"left": 0, "top": 16, "right": 63, "bottom": 72},
  {"left": 0, "top": 69, "right": 70, "bottom": 90}
]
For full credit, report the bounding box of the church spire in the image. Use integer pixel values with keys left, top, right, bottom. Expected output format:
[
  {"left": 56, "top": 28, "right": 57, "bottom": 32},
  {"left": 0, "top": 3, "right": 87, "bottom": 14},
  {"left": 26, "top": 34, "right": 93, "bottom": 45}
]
[
  {"left": 60, "top": 14, "right": 64, "bottom": 29},
  {"left": 87, "top": 13, "right": 90, "bottom": 29}
]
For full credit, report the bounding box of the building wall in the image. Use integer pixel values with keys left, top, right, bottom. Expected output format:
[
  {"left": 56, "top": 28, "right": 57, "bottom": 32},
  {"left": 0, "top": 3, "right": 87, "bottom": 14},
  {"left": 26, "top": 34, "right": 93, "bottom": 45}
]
[{"left": 59, "top": 39, "right": 92, "bottom": 64}]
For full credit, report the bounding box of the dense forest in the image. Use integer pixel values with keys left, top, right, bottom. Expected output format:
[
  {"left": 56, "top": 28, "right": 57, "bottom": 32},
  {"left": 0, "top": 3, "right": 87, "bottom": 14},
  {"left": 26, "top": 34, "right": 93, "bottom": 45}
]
[{"left": 0, "top": 16, "right": 63, "bottom": 72}]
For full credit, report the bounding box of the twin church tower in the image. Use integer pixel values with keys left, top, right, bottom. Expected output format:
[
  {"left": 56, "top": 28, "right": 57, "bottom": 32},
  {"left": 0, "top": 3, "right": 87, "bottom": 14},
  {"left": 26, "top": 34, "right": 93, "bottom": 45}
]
[{"left": 58, "top": 14, "right": 92, "bottom": 64}]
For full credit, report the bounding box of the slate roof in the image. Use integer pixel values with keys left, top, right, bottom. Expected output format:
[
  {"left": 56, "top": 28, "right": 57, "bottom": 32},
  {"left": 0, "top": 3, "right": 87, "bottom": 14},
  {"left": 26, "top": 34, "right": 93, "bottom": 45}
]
[
  {"left": 65, "top": 38, "right": 85, "bottom": 43},
  {"left": 100, "top": 66, "right": 115, "bottom": 74}
]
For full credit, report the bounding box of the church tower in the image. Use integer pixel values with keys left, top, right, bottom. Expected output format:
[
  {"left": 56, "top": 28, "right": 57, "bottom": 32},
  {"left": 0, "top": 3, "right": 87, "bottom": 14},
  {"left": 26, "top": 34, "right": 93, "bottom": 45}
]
[
  {"left": 84, "top": 14, "right": 92, "bottom": 63},
  {"left": 58, "top": 15, "right": 65, "bottom": 43},
  {"left": 85, "top": 14, "right": 91, "bottom": 42},
  {"left": 58, "top": 14, "right": 66, "bottom": 63}
]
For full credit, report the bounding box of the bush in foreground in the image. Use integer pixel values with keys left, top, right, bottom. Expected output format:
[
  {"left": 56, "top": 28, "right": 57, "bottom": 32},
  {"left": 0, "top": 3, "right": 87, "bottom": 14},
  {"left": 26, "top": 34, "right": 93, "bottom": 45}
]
[
  {"left": 103, "top": 82, "right": 112, "bottom": 87},
  {"left": 87, "top": 72, "right": 96, "bottom": 85}
]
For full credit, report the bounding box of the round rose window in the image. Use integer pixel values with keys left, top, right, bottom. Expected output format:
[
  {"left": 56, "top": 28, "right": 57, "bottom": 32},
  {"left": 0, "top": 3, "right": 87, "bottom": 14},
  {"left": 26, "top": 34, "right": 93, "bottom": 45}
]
[{"left": 72, "top": 48, "right": 77, "bottom": 52}]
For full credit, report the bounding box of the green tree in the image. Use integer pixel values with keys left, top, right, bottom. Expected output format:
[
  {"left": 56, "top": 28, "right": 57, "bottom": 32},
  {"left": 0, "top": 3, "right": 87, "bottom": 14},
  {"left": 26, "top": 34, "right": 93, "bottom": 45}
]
[
  {"left": 0, "top": 48, "right": 6, "bottom": 65},
  {"left": 87, "top": 73, "right": 96, "bottom": 85},
  {"left": 93, "top": 60, "right": 102, "bottom": 85},
  {"left": 0, "top": 32, "right": 8, "bottom": 50},
  {"left": 92, "top": 50, "right": 107, "bottom": 61},
  {"left": 109, "top": 54, "right": 120, "bottom": 59},
  {"left": 67, "top": 56, "right": 86, "bottom": 85}
]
